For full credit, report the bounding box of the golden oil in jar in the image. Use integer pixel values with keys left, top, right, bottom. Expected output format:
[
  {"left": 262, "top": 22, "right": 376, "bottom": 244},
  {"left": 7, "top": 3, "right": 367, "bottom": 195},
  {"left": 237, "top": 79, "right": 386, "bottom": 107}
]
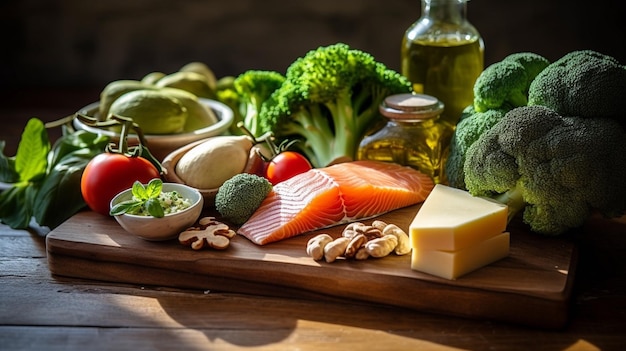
[{"left": 357, "top": 94, "right": 453, "bottom": 183}]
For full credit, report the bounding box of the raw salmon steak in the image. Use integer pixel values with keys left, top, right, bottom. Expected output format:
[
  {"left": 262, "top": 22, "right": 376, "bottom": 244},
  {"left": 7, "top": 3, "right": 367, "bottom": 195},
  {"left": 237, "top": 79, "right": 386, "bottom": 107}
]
[{"left": 238, "top": 160, "right": 435, "bottom": 245}]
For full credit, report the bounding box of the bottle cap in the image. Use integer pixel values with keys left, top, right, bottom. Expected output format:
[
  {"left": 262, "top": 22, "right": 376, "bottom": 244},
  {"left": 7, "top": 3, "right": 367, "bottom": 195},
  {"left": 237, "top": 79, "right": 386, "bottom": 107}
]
[{"left": 380, "top": 93, "right": 444, "bottom": 120}]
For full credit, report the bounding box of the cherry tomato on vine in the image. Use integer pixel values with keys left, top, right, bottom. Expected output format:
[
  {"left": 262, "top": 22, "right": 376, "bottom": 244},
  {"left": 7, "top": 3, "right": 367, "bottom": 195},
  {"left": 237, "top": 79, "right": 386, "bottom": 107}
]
[
  {"left": 265, "top": 151, "right": 312, "bottom": 185},
  {"left": 80, "top": 153, "right": 161, "bottom": 216}
]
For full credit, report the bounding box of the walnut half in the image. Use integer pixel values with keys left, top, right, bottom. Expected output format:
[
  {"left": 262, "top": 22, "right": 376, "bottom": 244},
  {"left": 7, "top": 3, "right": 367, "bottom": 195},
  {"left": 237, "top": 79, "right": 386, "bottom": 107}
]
[{"left": 179, "top": 217, "right": 236, "bottom": 250}]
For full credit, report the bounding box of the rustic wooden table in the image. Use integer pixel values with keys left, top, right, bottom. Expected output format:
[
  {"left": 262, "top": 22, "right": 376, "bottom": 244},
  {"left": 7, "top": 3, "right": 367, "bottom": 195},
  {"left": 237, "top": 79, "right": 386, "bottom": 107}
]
[{"left": 1, "top": 90, "right": 625, "bottom": 350}]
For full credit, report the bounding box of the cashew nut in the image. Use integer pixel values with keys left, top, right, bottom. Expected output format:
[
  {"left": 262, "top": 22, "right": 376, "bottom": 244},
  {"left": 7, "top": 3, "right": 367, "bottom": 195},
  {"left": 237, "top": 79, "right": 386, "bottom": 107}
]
[
  {"left": 354, "top": 246, "right": 370, "bottom": 260},
  {"left": 324, "top": 237, "right": 350, "bottom": 263},
  {"left": 382, "top": 224, "right": 411, "bottom": 255},
  {"left": 371, "top": 220, "right": 388, "bottom": 232},
  {"left": 365, "top": 235, "right": 398, "bottom": 258},
  {"left": 306, "top": 233, "right": 334, "bottom": 261}
]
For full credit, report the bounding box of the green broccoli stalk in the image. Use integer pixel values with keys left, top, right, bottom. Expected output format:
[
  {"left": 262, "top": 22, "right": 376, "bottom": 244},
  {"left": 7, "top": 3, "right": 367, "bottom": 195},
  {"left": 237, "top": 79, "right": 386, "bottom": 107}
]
[
  {"left": 233, "top": 70, "right": 286, "bottom": 137},
  {"left": 445, "top": 106, "right": 507, "bottom": 189},
  {"left": 258, "top": 43, "right": 412, "bottom": 167},
  {"left": 528, "top": 50, "right": 626, "bottom": 121},
  {"left": 215, "top": 173, "right": 273, "bottom": 225},
  {"left": 473, "top": 52, "right": 550, "bottom": 112},
  {"left": 464, "top": 105, "right": 626, "bottom": 235}
]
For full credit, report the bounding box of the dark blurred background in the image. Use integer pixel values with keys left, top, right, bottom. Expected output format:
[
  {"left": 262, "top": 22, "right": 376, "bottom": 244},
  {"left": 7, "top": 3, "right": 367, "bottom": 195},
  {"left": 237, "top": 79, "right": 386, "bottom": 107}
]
[{"left": 1, "top": 0, "right": 625, "bottom": 153}]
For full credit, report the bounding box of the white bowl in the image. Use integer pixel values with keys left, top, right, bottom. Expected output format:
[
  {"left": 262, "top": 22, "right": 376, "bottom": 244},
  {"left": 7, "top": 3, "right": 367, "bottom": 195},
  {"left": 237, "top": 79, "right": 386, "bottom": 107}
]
[
  {"left": 110, "top": 182, "right": 204, "bottom": 241},
  {"left": 74, "top": 98, "right": 233, "bottom": 161}
]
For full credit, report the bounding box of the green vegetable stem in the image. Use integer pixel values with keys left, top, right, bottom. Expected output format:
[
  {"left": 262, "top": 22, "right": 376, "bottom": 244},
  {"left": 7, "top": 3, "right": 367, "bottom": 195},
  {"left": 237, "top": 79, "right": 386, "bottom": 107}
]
[{"left": 75, "top": 114, "right": 163, "bottom": 173}]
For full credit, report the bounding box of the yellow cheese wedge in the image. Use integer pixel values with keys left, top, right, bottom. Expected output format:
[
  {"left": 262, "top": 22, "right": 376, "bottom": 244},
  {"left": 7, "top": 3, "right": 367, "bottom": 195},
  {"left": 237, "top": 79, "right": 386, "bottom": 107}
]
[
  {"left": 409, "top": 184, "right": 508, "bottom": 251},
  {"left": 411, "top": 232, "right": 510, "bottom": 280}
]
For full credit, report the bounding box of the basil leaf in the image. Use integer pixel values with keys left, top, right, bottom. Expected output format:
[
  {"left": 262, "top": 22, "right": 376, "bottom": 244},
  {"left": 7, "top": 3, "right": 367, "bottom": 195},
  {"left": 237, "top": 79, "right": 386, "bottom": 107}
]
[
  {"left": 144, "top": 178, "right": 163, "bottom": 199},
  {"left": 131, "top": 181, "right": 148, "bottom": 200},
  {"left": 109, "top": 200, "right": 143, "bottom": 216},
  {"left": 14, "top": 118, "right": 49, "bottom": 182},
  {"left": 145, "top": 198, "right": 164, "bottom": 218}
]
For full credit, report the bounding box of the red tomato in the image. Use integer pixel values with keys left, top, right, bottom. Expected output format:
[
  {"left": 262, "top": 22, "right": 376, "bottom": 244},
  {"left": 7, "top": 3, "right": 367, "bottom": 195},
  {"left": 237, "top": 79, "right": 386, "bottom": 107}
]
[
  {"left": 265, "top": 151, "right": 312, "bottom": 185},
  {"left": 80, "top": 153, "right": 160, "bottom": 216}
]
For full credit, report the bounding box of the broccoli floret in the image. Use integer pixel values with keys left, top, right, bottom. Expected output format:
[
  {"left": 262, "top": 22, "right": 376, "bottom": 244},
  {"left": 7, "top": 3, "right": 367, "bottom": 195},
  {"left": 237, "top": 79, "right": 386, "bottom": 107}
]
[
  {"left": 215, "top": 173, "right": 273, "bottom": 225},
  {"left": 258, "top": 43, "right": 412, "bottom": 167},
  {"left": 528, "top": 50, "right": 626, "bottom": 120},
  {"left": 233, "top": 70, "right": 286, "bottom": 137},
  {"left": 464, "top": 105, "right": 626, "bottom": 235},
  {"left": 473, "top": 52, "right": 550, "bottom": 112},
  {"left": 445, "top": 105, "right": 507, "bottom": 189}
]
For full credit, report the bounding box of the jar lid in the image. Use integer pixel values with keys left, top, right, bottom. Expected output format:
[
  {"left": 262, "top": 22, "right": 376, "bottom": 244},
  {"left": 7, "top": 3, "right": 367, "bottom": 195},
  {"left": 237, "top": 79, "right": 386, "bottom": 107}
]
[{"left": 379, "top": 93, "right": 444, "bottom": 120}]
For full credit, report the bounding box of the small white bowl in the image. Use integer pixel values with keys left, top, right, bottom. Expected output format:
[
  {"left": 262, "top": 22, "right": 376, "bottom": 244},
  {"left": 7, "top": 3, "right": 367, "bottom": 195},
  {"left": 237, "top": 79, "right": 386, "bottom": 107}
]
[
  {"left": 74, "top": 98, "right": 233, "bottom": 161},
  {"left": 110, "top": 182, "right": 204, "bottom": 241}
]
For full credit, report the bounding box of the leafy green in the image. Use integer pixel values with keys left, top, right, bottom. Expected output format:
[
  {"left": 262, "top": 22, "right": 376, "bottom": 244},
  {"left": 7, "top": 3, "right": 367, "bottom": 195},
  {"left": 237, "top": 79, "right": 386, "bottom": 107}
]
[
  {"left": 0, "top": 141, "right": 19, "bottom": 182},
  {"left": 0, "top": 118, "right": 109, "bottom": 231},
  {"left": 109, "top": 178, "right": 165, "bottom": 218},
  {"left": 33, "top": 131, "right": 109, "bottom": 228}
]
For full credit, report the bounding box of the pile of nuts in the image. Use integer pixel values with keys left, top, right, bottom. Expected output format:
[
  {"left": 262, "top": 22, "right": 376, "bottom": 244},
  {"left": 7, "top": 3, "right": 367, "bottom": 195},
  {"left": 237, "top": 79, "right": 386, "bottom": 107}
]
[
  {"left": 178, "top": 216, "right": 236, "bottom": 250},
  {"left": 306, "top": 220, "right": 411, "bottom": 263}
]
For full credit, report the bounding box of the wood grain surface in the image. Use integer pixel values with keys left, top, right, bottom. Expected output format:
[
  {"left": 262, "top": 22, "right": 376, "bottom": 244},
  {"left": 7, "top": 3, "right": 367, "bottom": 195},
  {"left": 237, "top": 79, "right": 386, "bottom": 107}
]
[{"left": 46, "top": 205, "right": 578, "bottom": 329}]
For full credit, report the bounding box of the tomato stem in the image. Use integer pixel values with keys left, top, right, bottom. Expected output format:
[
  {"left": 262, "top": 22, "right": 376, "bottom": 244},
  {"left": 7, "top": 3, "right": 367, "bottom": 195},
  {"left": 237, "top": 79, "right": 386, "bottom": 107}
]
[{"left": 73, "top": 113, "right": 163, "bottom": 174}]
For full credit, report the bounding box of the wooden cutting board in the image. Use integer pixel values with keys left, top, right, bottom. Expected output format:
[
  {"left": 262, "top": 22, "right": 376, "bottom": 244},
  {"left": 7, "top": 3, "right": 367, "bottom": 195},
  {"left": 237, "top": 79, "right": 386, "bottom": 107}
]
[{"left": 46, "top": 205, "right": 577, "bottom": 329}]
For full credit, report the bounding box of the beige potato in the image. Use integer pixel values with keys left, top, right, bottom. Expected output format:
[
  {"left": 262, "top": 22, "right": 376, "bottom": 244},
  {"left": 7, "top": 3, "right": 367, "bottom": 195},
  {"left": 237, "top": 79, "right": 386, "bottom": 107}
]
[{"left": 175, "top": 136, "right": 253, "bottom": 189}]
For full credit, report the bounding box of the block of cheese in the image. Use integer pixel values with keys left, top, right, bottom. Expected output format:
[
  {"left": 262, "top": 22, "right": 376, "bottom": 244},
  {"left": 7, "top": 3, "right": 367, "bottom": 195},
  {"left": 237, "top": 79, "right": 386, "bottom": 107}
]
[
  {"left": 410, "top": 184, "right": 508, "bottom": 251},
  {"left": 411, "top": 232, "right": 510, "bottom": 280},
  {"left": 409, "top": 184, "right": 510, "bottom": 280}
]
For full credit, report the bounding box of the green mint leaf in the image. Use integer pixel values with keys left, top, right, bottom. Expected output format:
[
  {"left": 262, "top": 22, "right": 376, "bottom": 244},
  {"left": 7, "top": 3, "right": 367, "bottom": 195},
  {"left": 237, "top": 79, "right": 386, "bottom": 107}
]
[
  {"left": 145, "top": 198, "right": 164, "bottom": 218},
  {"left": 15, "top": 118, "right": 50, "bottom": 182}
]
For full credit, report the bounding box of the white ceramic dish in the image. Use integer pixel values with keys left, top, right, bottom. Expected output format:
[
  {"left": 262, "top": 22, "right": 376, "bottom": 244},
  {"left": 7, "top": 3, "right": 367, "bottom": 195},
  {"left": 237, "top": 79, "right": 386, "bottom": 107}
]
[
  {"left": 73, "top": 98, "right": 233, "bottom": 161},
  {"left": 110, "top": 182, "right": 203, "bottom": 241}
]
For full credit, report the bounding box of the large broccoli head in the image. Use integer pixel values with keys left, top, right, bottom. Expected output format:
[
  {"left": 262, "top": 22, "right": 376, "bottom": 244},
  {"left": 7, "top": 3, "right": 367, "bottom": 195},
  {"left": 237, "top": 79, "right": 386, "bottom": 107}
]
[
  {"left": 464, "top": 105, "right": 626, "bottom": 235},
  {"left": 473, "top": 52, "right": 550, "bottom": 112},
  {"left": 258, "top": 43, "right": 412, "bottom": 167},
  {"left": 528, "top": 50, "right": 626, "bottom": 120}
]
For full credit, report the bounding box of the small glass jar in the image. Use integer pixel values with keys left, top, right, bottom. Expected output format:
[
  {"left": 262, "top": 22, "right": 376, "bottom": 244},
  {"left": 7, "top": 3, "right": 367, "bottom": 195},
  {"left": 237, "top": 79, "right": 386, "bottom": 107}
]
[{"left": 357, "top": 93, "right": 453, "bottom": 183}]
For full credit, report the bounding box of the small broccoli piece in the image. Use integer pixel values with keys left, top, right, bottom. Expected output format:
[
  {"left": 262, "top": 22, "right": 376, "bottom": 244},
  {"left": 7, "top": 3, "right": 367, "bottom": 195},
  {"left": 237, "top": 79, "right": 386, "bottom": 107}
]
[
  {"left": 445, "top": 105, "right": 507, "bottom": 189},
  {"left": 528, "top": 50, "right": 626, "bottom": 120},
  {"left": 464, "top": 105, "right": 626, "bottom": 235},
  {"left": 215, "top": 173, "right": 273, "bottom": 225},
  {"left": 233, "top": 70, "right": 286, "bottom": 137},
  {"left": 473, "top": 52, "right": 550, "bottom": 112},
  {"left": 258, "top": 43, "right": 412, "bottom": 167}
]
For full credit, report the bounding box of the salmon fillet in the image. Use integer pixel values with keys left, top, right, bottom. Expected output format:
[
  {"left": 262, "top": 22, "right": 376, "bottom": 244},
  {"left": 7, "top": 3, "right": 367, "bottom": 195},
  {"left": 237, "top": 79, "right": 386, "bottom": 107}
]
[{"left": 238, "top": 160, "right": 434, "bottom": 245}]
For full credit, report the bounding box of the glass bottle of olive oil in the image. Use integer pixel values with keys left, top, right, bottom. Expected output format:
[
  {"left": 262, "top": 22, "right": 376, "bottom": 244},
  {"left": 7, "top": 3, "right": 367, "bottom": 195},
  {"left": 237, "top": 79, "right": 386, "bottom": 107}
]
[{"left": 401, "top": 0, "right": 484, "bottom": 128}]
